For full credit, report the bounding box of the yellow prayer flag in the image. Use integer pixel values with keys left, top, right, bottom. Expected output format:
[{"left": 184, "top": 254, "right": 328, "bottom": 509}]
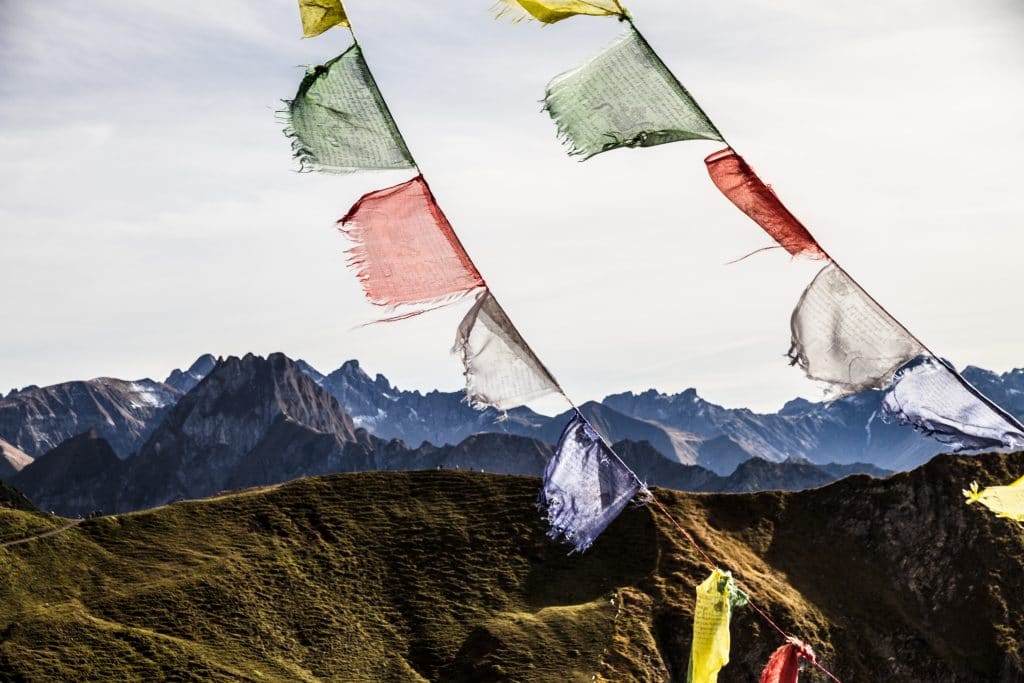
[
  {"left": 964, "top": 476, "right": 1024, "bottom": 523},
  {"left": 298, "top": 0, "right": 349, "bottom": 38},
  {"left": 494, "top": 0, "right": 627, "bottom": 24},
  {"left": 688, "top": 569, "right": 743, "bottom": 683}
]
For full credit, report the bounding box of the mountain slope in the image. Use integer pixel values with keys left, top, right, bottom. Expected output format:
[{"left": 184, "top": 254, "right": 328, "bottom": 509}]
[
  {"left": 0, "top": 480, "right": 36, "bottom": 512},
  {"left": 0, "top": 453, "right": 1020, "bottom": 681},
  {"left": 0, "top": 377, "right": 181, "bottom": 458},
  {"left": 0, "top": 439, "right": 32, "bottom": 479},
  {"left": 12, "top": 429, "right": 123, "bottom": 515}
]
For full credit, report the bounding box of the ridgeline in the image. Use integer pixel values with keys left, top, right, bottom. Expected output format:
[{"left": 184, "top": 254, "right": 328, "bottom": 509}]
[{"left": 0, "top": 452, "right": 1021, "bottom": 681}]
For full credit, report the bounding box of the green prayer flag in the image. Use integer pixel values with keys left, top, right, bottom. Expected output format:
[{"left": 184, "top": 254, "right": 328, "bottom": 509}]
[
  {"left": 544, "top": 27, "right": 723, "bottom": 159},
  {"left": 284, "top": 44, "right": 415, "bottom": 174}
]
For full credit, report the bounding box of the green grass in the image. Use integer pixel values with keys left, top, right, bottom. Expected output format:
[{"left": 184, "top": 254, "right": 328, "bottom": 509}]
[
  {"left": 0, "top": 473, "right": 653, "bottom": 681},
  {"left": 0, "top": 454, "right": 1021, "bottom": 681}
]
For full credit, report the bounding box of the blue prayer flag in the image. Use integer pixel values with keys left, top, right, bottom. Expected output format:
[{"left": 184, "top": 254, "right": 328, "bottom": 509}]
[{"left": 540, "top": 411, "right": 646, "bottom": 552}]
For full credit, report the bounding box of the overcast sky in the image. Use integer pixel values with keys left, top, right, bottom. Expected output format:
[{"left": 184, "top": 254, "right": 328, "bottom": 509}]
[{"left": 2, "top": 0, "right": 1023, "bottom": 412}]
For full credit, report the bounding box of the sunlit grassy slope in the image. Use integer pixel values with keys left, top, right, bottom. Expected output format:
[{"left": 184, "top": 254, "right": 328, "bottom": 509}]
[{"left": 1, "top": 452, "right": 1022, "bottom": 681}]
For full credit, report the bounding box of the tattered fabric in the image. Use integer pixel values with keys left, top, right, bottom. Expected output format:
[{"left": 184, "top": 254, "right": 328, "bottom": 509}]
[
  {"left": 298, "top": 0, "right": 348, "bottom": 37},
  {"left": 759, "top": 638, "right": 816, "bottom": 683},
  {"left": 284, "top": 45, "right": 414, "bottom": 173},
  {"left": 964, "top": 476, "right": 1024, "bottom": 523},
  {"left": 540, "top": 411, "right": 645, "bottom": 552},
  {"left": 494, "top": 0, "right": 626, "bottom": 23},
  {"left": 882, "top": 355, "right": 1024, "bottom": 452},
  {"left": 789, "top": 263, "right": 924, "bottom": 397},
  {"left": 339, "top": 175, "right": 485, "bottom": 311},
  {"left": 455, "top": 289, "right": 561, "bottom": 410},
  {"left": 688, "top": 568, "right": 746, "bottom": 683},
  {"left": 544, "top": 28, "right": 723, "bottom": 159},
  {"left": 705, "top": 148, "right": 826, "bottom": 259}
]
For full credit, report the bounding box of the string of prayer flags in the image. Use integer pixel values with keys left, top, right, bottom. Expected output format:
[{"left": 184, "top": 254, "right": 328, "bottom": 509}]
[
  {"left": 705, "top": 148, "right": 826, "bottom": 259},
  {"left": 882, "top": 355, "right": 1024, "bottom": 452},
  {"left": 964, "top": 477, "right": 1024, "bottom": 524},
  {"left": 285, "top": 44, "right": 415, "bottom": 174},
  {"left": 540, "top": 411, "right": 646, "bottom": 552},
  {"left": 688, "top": 568, "right": 747, "bottom": 683},
  {"left": 455, "top": 289, "right": 562, "bottom": 410},
  {"left": 297, "top": 0, "right": 349, "bottom": 38},
  {"left": 789, "top": 263, "right": 925, "bottom": 397},
  {"left": 494, "top": 0, "right": 626, "bottom": 24},
  {"left": 339, "top": 175, "right": 485, "bottom": 311},
  {"left": 759, "top": 638, "right": 816, "bottom": 683},
  {"left": 543, "top": 28, "right": 723, "bottom": 160}
]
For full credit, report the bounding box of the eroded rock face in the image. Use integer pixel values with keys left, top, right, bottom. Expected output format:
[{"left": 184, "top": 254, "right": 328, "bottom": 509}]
[{"left": 0, "top": 378, "right": 181, "bottom": 459}]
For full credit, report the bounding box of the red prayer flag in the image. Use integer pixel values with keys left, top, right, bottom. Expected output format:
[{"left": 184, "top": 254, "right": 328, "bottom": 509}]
[
  {"left": 339, "top": 175, "right": 485, "bottom": 311},
  {"left": 705, "top": 148, "right": 827, "bottom": 260},
  {"left": 759, "top": 638, "right": 816, "bottom": 683}
]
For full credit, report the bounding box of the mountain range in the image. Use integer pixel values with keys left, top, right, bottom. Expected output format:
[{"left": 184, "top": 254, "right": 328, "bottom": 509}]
[
  {"left": 4, "top": 353, "right": 887, "bottom": 517},
  {"left": 5, "top": 351, "right": 1021, "bottom": 516}
]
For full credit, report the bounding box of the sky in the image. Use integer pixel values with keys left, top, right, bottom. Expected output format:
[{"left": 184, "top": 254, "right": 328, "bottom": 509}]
[{"left": 1, "top": 0, "right": 1023, "bottom": 413}]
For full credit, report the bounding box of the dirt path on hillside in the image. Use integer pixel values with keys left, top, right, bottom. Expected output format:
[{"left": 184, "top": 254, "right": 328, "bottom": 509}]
[{"left": 0, "top": 520, "right": 81, "bottom": 548}]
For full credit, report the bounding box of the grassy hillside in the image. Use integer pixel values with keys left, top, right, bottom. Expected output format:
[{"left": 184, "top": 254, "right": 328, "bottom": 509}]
[
  {"left": 0, "top": 452, "right": 1022, "bottom": 681},
  {"left": 0, "top": 479, "right": 36, "bottom": 513}
]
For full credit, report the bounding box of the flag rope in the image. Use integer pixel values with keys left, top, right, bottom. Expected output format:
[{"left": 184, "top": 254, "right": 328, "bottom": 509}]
[
  {"left": 316, "top": 6, "right": 844, "bottom": 679},
  {"left": 648, "top": 495, "right": 843, "bottom": 683},
  {"left": 563, "top": 390, "right": 843, "bottom": 681},
  {"left": 620, "top": 13, "right": 1024, "bottom": 437},
  {"left": 342, "top": 10, "right": 573, "bottom": 405}
]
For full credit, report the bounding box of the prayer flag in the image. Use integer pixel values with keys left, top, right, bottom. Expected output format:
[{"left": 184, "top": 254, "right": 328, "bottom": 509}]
[
  {"left": 495, "top": 0, "right": 625, "bottom": 23},
  {"left": 540, "top": 411, "right": 645, "bottom": 552},
  {"left": 339, "top": 175, "right": 485, "bottom": 311},
  {"left": 298, "top": 0, "right": 349, "bottom": 37},
  {"left": 882, "top": 355, "right": 1024, "bottom": 452},
  {"left": 455, "top": 289, "right": 561, "bottom": 410},
  {"left": 759, "top": 638, "right": 816, "bottom": 683},
  {"left": 544, "top": 28, "right": 723, "bottom": 159},
  {"left": 705, "top": 148, "right": 826, "bottom": 259},
  {"left": 789, "top": 263, "right": 924, "bottom": 397},
  {"left": 964, "top": 477, "right": 1024, "bottom": 523},
  {"left": 688, "top": 568, "right": 746, "bottom": 683},
  {"left": 285, "top": 45, "right": 415, "bottom": 173}
]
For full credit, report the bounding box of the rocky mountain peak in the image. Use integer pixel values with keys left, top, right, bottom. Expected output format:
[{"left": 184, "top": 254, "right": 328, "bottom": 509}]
[
  {"left": 779, "top": 397, "right": 816, "bottom": 415},
  {"left": 110, "top": 353, "right": 362, "bottom": 513},
  {"left": 164, "top": 353, "right": 217, "bottom": 393},
  {"left": 160, "top": 353, "right": 356, "bottom": 450},
  {"left": 294, "top": 359, "right": 326, "bottom": 384}
]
